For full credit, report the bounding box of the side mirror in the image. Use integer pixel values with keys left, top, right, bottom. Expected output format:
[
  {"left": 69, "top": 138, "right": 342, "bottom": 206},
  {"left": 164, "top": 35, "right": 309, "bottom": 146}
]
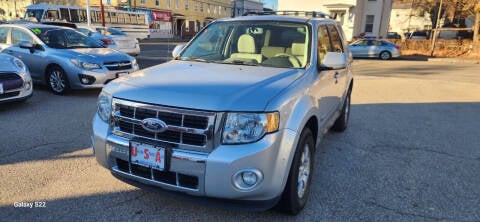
[
  {"left": 19, "top": 41, "right": 33, "bottom": 49},
  {"left": 19, "top": 41, "right": 35, "bottom": 53},
  {"left": 319, "top": 52, "right": 347, "bottom": 70},
  {"left": 172, "top": 44, "right": 186, "bottom": 58}
]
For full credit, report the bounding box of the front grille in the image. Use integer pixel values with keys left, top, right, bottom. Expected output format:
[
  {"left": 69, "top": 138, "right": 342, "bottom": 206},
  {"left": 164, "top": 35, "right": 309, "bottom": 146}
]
[
  {"left": 104, "top": 61, "right": 132, "bottom": 71},
  {"left": 0, "top": 73, "right": 23, "bottom": 91},
  {"left": 112, "top": 98, "right": 216, "bottom": 151},
  {"left": 116, "top": 159, "right": 199, "bottom": 189}
]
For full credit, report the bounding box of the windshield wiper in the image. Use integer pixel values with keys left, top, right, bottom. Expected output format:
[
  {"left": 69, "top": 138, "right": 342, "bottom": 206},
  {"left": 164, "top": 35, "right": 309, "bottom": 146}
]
[
  {"left": 181, "top": 57, "right": 209, "bottom": 63},
  {"left": 219, "top": 60, "right": 259, "bottom": 66}
]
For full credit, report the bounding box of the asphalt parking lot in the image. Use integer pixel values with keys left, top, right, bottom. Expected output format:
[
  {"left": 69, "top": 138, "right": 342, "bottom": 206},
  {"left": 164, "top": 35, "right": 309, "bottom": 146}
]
[{"left": 1, "top": 46, "right": 479, "bottom": 221}]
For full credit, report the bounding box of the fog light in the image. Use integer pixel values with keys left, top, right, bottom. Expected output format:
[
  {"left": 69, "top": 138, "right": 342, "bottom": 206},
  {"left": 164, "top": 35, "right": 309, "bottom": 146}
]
[
  {"left": 242, "top": 171, "right": 257, "bottom": 186},
  {"left": 25, "top": 81, "right": 32, "bottom": 90},
  {"left": 78, "top": 74, "right": 96, "bottom": 85},
  {"left": 232, "top": 169, "right": 263, "bottom": 191}
]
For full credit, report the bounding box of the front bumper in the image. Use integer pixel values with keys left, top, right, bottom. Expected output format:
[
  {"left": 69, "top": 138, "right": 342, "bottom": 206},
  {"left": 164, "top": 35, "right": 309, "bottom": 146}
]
[
  {"left": 66, "top": 65, "right": 139, "bottom": 89},
  {"left": 92, "top": 114, "right": 298, "bottom": 202},
  {"left": 0, "top": 81, "right": 33, "bottom": 104},
  {"left": 118, "top": 46, "right": 141, "bottom": 56}
]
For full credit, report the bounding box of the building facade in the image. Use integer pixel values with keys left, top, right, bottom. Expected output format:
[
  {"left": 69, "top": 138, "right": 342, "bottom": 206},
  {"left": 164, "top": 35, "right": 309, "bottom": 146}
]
[
  {"left": 389, "top": 1, "right": 432, "bottom": 38},
  {"left": 0, "top": 0, "right": 34, "bottom": 21},
  {"left": 278, "top": 0, "right": 393, "bottom": 40},
  {"left": 35, "top": 0, "right": 235, "bottom": 38},
  {"left": 353, "top": 0, "right": 393, "bottom": 39}
]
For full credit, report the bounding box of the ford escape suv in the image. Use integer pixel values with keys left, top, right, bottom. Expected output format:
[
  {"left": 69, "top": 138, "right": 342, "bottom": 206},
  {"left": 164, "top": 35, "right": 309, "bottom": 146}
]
[{"left": 92, "top": 11, "right": 354, "bottom": 214}]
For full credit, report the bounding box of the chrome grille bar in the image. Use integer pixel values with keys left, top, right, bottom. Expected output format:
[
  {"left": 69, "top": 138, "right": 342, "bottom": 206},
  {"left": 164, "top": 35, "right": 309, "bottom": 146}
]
[{"left": 111, "top": 98, "right": 216, "bottom": 152}]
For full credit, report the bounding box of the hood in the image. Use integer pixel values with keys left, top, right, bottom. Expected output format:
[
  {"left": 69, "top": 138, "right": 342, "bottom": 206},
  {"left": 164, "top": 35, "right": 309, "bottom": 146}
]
[
  {"left": 68, "top": 48, "right": 131, "bottom": 63},
  {"left": 105, "top": 60, "right": 304, "bottom": 111},
  {"left": 0, "top": 54, "right": 21, "bottom": 73}
]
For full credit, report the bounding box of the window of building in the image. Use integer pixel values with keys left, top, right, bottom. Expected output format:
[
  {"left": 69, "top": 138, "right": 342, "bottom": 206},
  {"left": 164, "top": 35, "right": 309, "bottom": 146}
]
[
  {"left": 365, "top": 15, "right": 374, "bottom": 33},
  {"left": 155, "top": 0, "right": 159, "bottom": 7},
  {"left": 200, "top": 3, "right": 204, "bottom": 13},
  {"left": 207, "top": 4, "right": 210, "bottom": 14},
  {"left": 185, "top": 0, "right": 189, "bottom": 10},
  {"left": 167, "top": 0, "right": 171, "bottom": 8},
  {"left": 194, "top": 1, "right": 198, "bottom": 11},
  {"left": 175, "top": 0, "right": 179, "bottom": 9}
]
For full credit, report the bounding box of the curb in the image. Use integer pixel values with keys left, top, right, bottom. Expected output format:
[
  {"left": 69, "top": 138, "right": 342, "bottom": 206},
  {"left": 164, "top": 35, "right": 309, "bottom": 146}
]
[{"left": 427, "top": 57, "right": 480, "bottom": 64}]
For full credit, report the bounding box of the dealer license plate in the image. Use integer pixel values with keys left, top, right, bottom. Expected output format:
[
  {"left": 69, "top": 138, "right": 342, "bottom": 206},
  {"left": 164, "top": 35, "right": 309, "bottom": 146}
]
[
  {"left": 116, "top": 72, "right": 129, "bottom": 78},
  {"left": 0, "top": 83, "right": 3, "bottom": 94},
  {"left": 129, "top": 141, "right": 165, "bottom": 170}
]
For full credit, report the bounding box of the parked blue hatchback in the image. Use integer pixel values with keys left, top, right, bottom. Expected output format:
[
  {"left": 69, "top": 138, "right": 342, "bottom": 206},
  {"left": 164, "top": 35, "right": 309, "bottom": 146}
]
[
  {"left": 349, "top": 39, "right": 401, "bottom": 60},
  {"left": 0, "top": 23, "right": 139, "bottom": 95}
]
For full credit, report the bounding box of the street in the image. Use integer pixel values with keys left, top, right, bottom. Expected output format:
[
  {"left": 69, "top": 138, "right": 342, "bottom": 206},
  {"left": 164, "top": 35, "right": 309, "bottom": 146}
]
[{"left": 1, "top": 42, "right": 479, "bottom": 221}]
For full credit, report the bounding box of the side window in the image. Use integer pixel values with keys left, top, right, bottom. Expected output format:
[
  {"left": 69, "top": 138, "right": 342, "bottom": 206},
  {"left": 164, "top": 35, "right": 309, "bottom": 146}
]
[
  {"left": 12, "top": 28, "right": 33, "bottom": 46},
  {"left": 317, "top": 25, "right": 331, "bottom": 63},
  {"left": 0, "top": 27, "right": 9, "bottom": 44},
  {"left": 327, "top": 25, "right": 344, "bottom": 53}
]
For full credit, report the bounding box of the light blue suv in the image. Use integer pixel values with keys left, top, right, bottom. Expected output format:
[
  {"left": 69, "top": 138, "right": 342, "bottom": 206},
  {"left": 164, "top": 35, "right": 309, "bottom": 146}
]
[{"left": 0, "top": 23, "right": 139, "bottom": 94}]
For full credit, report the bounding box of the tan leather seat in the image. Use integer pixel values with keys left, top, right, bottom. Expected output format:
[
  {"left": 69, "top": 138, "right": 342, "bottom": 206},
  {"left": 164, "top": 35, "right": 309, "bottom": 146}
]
[
  {"left": 291, "top": 43, "right": 306, "bottom": 66},
  {"left": 227, "top": 34, "right": 263, "bottom": 64},
  {"left": 261, "top": 46, "right": 285, "bottom": 58}
]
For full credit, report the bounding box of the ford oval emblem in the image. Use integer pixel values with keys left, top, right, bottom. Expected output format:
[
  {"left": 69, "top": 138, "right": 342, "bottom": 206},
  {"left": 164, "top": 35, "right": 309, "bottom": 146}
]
[{"left": 141, "top": 118, "right": 168, "bottom": 133}]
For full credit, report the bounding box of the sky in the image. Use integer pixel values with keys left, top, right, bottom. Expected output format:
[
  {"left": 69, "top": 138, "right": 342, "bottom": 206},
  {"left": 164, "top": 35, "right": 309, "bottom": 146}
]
[{"left": 262, "top": 0, "right": 278, "bottom": 10}]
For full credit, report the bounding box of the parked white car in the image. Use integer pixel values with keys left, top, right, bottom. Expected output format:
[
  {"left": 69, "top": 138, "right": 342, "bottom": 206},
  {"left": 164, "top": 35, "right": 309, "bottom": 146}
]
[{"left": 96, "top": 27, "right": 140, "bottom": 56}]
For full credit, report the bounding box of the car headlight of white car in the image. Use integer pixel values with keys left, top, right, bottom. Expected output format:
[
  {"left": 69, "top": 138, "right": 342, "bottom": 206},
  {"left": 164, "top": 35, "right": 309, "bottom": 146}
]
[
  {"left": 71, "top": 59, "right": 101, "bottom": 70},
  {"left": 132, "top": 58, "right": 139, "bottom": 70},
  {"left": 13, "top": 57, "right": 32, "bottom": 90},
  {"left": 97, "top": 91, "right": 112, "bottom": 123},
  {"left": 222, "top": 112, "right": 279, "bottom": 144}
]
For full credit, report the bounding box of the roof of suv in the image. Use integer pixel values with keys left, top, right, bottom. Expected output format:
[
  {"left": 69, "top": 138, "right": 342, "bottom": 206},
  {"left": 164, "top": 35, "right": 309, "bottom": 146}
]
[{"left": 217, "top": 14, "right": 333, "bottom": 24}]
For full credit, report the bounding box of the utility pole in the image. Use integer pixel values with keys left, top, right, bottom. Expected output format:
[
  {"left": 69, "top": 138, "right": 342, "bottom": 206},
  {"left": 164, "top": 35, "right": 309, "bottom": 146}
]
[
  {"left": 100, "top": 0, "right": 105, "bottom": 27},
  {"left": 430, "top": 0, "right": 443, "bottom": 57},
  {"left": 407, "top": 0, "right": 416, "bottom": 34},
  {"left": 474, "top": 4, "right": 480, "bottom": 46},
  {"left": 87, "top": 0, "right": 91, "bottom": 27}
]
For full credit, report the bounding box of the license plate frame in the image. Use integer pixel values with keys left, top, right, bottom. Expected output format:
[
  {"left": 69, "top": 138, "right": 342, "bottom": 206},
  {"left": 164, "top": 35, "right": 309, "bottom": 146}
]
[{"left": 129, "top": 141, "right": 168, "bottom": 171}]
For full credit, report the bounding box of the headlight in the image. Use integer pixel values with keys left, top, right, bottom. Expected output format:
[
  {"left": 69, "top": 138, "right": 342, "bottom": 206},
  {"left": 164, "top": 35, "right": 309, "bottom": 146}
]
[
  {"left": 97, "top": 91, "right": 112, "bottom": 123},
  {"left": 132, "top": 58, "right": 139, "bottom": 70},
  {"left": 71, "top": 59, "right": 101, "bottom": 70},
  {"left": 222, "top": 112, "right": 279, "bottom": 144},
  {"left": 13, "top": 58, "right": 26, "bottom": 71}
]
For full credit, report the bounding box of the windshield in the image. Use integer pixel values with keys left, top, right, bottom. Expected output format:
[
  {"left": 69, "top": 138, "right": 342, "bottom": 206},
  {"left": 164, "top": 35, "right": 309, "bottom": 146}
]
[
  {"left": 180, "top": 21, "right": 310, "bottom": 68},
  {"left": 24, "top": 9, "right": 44, "bottom": 22},
  {"left": 31, "top": 27, "right": 104, "bottom": 49}
]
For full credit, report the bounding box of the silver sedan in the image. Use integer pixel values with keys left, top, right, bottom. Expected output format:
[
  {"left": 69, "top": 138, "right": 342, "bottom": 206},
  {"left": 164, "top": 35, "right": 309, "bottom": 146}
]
[
  {"left": 0, "top": 23, "right": 139, "bottom": 95},
  {"left": 348, "top": 39, "right": 401, "bottom": 60}
]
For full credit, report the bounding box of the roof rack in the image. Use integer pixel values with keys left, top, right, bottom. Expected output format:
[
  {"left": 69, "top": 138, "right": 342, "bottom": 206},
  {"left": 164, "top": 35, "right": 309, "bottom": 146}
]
[{"left": 242, "top": 11, "right": 333, "bottom": 19}]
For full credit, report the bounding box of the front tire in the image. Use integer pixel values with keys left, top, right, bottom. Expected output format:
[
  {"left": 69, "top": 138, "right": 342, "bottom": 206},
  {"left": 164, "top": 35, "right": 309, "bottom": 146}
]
[
  {"left": 46, "top": 66, "right": 70, "bottom": 95},
  {"left": 379, "top": 51, "right": 392, "bottom": 60},
  {"left": 277, "top": 128, "right": 315, "bottom": 215}
]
